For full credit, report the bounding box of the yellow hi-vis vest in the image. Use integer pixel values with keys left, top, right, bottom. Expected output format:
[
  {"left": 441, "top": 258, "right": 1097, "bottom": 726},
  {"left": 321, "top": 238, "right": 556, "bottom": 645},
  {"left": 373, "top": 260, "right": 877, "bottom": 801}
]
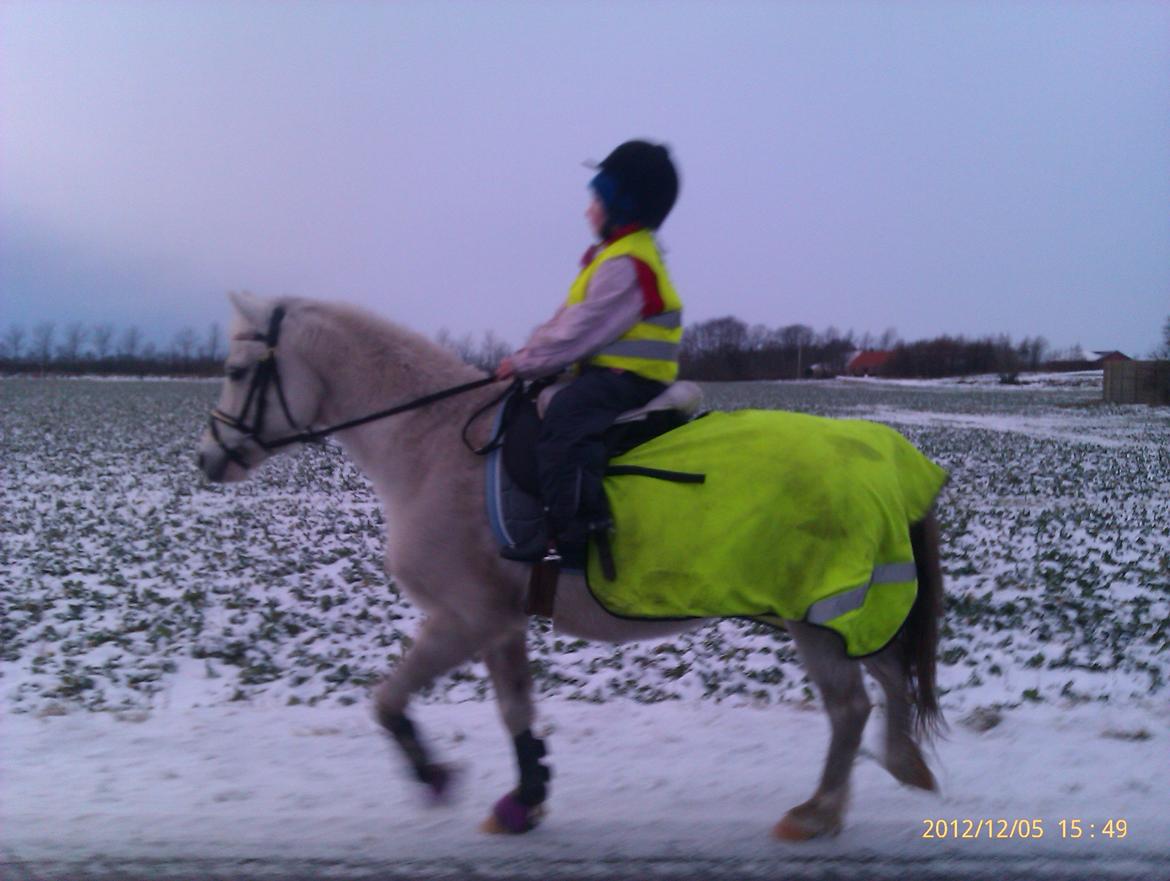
[{"left": 564, "top": 229, "right": 683, "bottom": 383}]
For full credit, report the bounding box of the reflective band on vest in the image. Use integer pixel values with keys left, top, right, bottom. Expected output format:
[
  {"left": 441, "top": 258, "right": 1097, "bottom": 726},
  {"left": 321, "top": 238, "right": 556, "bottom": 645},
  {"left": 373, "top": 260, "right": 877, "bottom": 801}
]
[
  {"left": 565, "top": 229, "right": 683, "bottom": 383},
  {"left": 805, "top": 562, "right": 919, "bottom": 625}
]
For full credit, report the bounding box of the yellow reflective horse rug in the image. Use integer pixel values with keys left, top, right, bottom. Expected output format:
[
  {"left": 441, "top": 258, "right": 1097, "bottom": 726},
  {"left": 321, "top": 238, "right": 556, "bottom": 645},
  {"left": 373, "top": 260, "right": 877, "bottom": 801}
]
[{"left": 585, "top": 409, "right": 948, "bottom": 657}]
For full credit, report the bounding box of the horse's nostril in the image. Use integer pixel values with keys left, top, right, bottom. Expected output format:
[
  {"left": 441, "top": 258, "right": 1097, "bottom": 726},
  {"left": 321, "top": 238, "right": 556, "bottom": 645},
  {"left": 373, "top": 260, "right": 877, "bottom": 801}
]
[{"left": 196, "top": 451, "right": 205, "bottom": 471}]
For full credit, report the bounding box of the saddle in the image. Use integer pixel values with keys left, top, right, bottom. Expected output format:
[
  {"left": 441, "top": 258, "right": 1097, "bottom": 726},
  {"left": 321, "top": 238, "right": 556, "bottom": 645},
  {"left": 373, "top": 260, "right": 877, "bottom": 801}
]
[
  {"left": 483, "top": 381, "right": 703, "bottom": 612},
  {"left": 499, "top": 380, "right": 702, "bottom": 499}
]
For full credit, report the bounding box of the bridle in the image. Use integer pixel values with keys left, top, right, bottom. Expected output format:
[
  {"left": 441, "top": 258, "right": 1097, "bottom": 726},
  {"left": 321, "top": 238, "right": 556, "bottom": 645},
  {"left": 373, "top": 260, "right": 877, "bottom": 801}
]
[
  {"left": 208, "top": 307, "right": 304, "bottom": 469},
  {"left": 207, "top": 306, "right": 500, "bottom": 470}
]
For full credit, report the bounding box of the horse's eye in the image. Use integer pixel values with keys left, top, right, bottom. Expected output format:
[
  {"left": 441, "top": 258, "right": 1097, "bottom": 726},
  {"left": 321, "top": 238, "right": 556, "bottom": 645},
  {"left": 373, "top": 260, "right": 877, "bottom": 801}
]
[{"left": 227, "top": 366, "right": 248, "bottom": 382}]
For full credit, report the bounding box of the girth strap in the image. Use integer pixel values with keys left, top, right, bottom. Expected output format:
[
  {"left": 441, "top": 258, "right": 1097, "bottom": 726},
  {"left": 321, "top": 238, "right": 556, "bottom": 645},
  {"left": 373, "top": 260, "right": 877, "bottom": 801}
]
[{"left": 606, "top": 464, "right": 706, "bottom": 484}]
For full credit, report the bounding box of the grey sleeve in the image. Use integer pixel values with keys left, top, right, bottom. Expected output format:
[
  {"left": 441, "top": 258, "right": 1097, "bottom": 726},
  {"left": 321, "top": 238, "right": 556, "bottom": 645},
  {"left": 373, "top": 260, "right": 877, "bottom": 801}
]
[{"left": 509, "top": 257, "right": 645, "bottom": 379}]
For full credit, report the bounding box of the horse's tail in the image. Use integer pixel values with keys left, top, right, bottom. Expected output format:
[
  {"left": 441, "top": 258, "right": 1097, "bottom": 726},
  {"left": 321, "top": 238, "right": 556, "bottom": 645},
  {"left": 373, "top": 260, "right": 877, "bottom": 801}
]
[{"left": 905, "top": 509, "right": 945, "bottom": 740}]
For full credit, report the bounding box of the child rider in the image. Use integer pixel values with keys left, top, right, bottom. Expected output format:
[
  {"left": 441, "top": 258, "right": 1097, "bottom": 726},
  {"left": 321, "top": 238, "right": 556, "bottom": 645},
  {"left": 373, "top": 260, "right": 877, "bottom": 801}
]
[{"left": 495, "top": 140, "right": 684, "bottom": 562}]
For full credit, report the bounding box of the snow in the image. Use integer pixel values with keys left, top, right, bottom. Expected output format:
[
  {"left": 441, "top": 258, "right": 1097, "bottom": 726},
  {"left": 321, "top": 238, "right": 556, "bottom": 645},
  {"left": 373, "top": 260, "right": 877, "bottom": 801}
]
[
  {"left": 856, "top": 407, "right": 1142, "bottom": 448},
  {"left": 0, "top": 373, "right": 223, "bottom": 383},
  {"left": 4, "top": 699, "right": 1168, "bottom": 878},
  {"left": 838, "top": 370, "right": 1108, "bottom": 391},
  {"left": 2, "top": 376, "right": 1168, "bottom": 878}
]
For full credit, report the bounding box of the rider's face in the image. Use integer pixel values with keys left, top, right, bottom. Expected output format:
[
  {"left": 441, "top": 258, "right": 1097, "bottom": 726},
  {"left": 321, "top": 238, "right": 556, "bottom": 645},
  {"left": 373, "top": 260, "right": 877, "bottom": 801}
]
[{"left": 586, "top": 194, "right": 607, "bottom": 238}]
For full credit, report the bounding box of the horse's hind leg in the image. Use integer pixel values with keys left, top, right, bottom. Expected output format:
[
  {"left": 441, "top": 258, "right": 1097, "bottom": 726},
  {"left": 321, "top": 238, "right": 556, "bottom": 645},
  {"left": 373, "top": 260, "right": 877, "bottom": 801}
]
[
  {"left": 479, "top": 631, "right": 552, "bottom": 834},
  {"left": 863, "top": 646, "right": 937, "bottom": 792},
  {"left": 775, "top": 621, "right": 870, "bottom": 841}
]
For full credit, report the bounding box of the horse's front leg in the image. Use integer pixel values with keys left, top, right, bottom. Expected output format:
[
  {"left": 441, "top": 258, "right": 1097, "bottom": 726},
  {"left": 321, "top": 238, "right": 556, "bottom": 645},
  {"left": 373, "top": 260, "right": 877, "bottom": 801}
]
[
  {"left": 479, "top": 630, "right": 552, "bottom": 834},
  {"left": 373, "top": 614, "right": 507, "bottom": 799}
]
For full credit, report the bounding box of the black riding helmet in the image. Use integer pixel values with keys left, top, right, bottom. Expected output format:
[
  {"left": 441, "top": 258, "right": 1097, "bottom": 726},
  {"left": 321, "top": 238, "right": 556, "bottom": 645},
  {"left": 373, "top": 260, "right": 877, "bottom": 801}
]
[{"left": 589, "top": 140, "right": 679, "bottom": 230}]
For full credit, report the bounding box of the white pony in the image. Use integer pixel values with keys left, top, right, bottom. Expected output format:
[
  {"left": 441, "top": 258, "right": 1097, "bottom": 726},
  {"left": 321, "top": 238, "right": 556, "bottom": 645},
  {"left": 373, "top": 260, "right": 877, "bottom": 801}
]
[{"left": 196, "top": 291, "right": 944, "bottom": 840}]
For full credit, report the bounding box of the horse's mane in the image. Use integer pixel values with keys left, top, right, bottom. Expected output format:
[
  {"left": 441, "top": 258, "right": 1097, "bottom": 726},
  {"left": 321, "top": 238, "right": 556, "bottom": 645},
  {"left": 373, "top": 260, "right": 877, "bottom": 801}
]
[{"left": 283, "top": 297, "right": 487, "bottom": 397}]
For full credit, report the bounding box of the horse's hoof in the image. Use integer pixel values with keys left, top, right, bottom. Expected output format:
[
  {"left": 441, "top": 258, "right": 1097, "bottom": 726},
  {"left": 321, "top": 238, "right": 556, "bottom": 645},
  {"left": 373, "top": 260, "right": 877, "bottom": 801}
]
[
  {"left": 773, "top": 815, "right": 817, "bottom": 841},
  {"left": 901, "top": 763, "right": 937, "bottom": 792},
  {"left": 480, "top": 792, "right": 545, "bottom": 834},
  {"left": 887, "top": 750, "right": 938, "bottom": 792},
  {"left": 773, "top": 809, "right": 841, "bottom": 841},
  {"left": 479, "top": 814, "right": 513, "bottom": 835}
]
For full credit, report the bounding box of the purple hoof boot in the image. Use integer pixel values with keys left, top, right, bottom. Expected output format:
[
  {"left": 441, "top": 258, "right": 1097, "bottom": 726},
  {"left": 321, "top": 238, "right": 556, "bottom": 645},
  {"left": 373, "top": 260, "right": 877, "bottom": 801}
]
[{"left": 490, "top": 792, "right": 544, "bottom": 834}]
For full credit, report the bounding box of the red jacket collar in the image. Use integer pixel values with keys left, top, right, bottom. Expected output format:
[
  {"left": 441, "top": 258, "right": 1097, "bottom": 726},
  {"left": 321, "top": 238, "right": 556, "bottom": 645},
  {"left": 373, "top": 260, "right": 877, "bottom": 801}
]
[
  {"left": 603, "top": 224, "right": 644, "bottom": 244},
  {"left": 580, "top": 225, "right": 645, "bottom": 267}
]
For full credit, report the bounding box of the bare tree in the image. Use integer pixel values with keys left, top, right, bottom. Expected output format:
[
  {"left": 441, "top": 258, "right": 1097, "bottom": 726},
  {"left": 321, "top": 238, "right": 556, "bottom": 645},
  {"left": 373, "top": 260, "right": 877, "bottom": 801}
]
[
  {"left": 995, "top": 334, "right": 1021, "bottom": 384},
  {"left": 777, "top": 324, "right": 813, "bottom": 348},
  {"left": 58, "top": 322, "right": 88, "bottom": 362},
  {"left": 119, "top": 325, "right": 143, "bottom": 359},
  {"left": 173, "top": 326, "right": 197, "bottom": 362},
  {"left": 435, "top": 327, "right": 476, "bottom": 364},
  {"left": 1017, "top": 335, "right": 1048, "bottom": 371},
  {"left": 201, "top": 322, "right": 223, "bottom": 361},
  {"left": 878, "top": 327, "right": 900, "bottom": 350},
  {"left": 778, "top": 325, "right": 815, "bottom": 378},
  {"left": 31, "top": 321, "right": 55, "bottom": 368},
  {"left": 472, "top": 329, "right": 512, "bottom": 373},
  {"left": 436, "top": 327, "right": 513, "bottom": 372},
  {"left": 91, "top": 323, "right": 115, "bottom": 360},
  {"left": 745, "top": 323, "right": 773, "bottom": 352},
  {"left": 2, "top": 324, "right": 25, "bottom": 361},
  {"left": 1157, "top": 316, "right": 1170, "bottom": 359},
  {"left": 699, "top": 316, "right": 750, "bottom": 353}
]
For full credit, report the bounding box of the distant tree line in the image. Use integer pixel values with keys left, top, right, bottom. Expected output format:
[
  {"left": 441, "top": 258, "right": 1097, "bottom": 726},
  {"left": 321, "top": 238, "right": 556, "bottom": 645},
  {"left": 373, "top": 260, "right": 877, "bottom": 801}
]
[
  {"left": 678, "top": 316, "right": 880, "bottom": 381},
  {"left": 676, "top": 316, "right": 1067, "bottom": 381},
  {"left": 0, "top": 319, "right": 516, "bottom": 378},
  {"left": 885, "top": 334, "right": 1052, "bottom": 381},
  {"left": 5, "top": 313, "right": 1161, "bottom": 381},
  {"left": 0, "top": 321, "right": 227, "bottom": 376}
]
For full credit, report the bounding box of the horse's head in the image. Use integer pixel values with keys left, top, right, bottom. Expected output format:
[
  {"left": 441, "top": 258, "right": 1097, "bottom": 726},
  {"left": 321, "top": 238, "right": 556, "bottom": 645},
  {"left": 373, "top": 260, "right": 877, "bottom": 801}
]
[{"left": 196, "top": 291, "right": 324, "bottom": 483}]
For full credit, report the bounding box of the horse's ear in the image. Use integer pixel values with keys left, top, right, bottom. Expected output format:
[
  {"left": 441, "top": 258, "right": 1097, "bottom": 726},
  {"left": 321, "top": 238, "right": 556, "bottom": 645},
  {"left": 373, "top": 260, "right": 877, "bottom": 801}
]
[{"left": 228, "top": 290, "right": 272, "bottom": 330}]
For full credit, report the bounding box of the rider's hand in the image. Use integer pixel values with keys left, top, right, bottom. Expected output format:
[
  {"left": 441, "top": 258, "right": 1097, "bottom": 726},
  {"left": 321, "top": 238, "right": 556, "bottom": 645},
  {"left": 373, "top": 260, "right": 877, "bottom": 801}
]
[{"left": 495, "top": 357, "right": 515, "bottom": 381}]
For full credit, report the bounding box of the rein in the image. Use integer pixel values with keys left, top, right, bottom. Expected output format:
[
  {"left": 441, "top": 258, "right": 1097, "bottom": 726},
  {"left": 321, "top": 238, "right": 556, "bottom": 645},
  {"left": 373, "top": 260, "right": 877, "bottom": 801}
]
[{"left": 209, "top": 306, "right": 500, "bottom": 462}]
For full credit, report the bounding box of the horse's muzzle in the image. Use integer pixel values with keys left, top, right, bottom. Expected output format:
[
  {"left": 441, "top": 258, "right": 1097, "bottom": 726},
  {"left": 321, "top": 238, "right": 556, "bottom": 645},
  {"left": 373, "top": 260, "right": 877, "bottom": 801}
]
[
  {"left": 196, "top": 446, "right": 228, "bottom": 483},
  {"left": 196, "top": 434, "right": 249, "bottom": 483}
]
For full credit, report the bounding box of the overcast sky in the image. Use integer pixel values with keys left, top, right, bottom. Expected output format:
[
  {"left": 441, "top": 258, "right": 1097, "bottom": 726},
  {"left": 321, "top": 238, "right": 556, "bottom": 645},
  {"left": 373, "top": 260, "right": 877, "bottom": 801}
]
[{"left": 2, "top": 0, "right": 1168, "bottom": 357}]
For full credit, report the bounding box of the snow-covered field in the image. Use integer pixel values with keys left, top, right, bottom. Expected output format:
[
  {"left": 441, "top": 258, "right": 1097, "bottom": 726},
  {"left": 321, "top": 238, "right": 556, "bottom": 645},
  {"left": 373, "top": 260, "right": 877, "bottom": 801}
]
[{"left": 2, "top": 374, "right": 1168, "bottom": 879}]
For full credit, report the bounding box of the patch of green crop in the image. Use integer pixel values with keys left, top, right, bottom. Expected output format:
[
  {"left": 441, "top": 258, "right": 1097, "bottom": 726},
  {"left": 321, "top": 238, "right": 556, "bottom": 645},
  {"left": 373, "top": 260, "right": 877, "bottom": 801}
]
[{"left": 1, "top": 377, "right": 1166, "bottom": 713}]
